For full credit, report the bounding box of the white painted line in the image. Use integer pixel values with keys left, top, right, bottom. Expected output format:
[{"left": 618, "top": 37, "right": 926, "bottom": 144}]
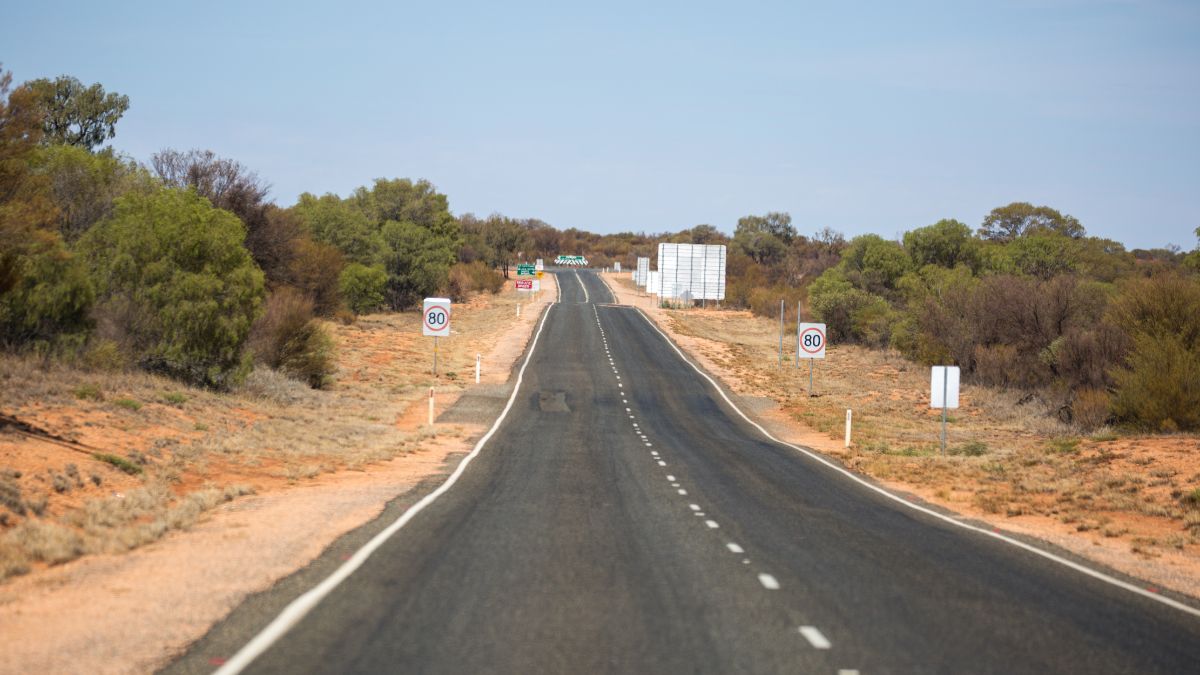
[
  {"left": 758, "top": 574, "right": 780, "bottom": 590},
  {"left": 650, "top": 451, "right": 658, "bottom": 456},
  {"left": 657, "top": 460, "right": 666, "bottom": 466},
  {"left": 630, "top": 307, "right": 1200, "bottom": 619},
  {"left": 705, "top": 520, "right": 719, "bottom": 529},
  {"left": 618, "top": 383, "right": 622, "bottom": 388},
  {"left": 671, "top": 483, "right": 680, "bottom": 488},
  {"left": 838, "top": 670, "right": 860, "bottom": 675},
  {"left": 695, "top": 512, "right": 705, "bottom": 517},
  {"left": 625, "top": 408, "right": 630, "bottom": 412},
  {"left": 632, "top": 423, "right": 638, "bottom": 427},
  {"left": 727, "top": 543, "right": 744, "bottom": 553},
  {"left": 799, "top": 626, "right": 832, "bottom": 650},
  {"left": 214, "top": 303, "right": 558, "bottom": 674},
  {"left": 689, "top": 504, "right": 701, "bottom": 511},
  {"left": 645, "top": 442, "right": 653, "bottom": 447},
  {"left": 666, "top": 475, "right": 676, "bottom": 481},
  {"left": 678, "top": 489, "right": 687, "bottom": 495},
  {"left": 575, "top": 270, "right": 589, "bottom": 303}
]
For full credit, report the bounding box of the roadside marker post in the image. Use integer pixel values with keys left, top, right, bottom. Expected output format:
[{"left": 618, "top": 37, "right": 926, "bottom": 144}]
[
  {"left": 794, "top": 301, "right": 802, "bottom": 369},
  {"left": 845, "top": 409, "right": 852, "bottom": 448},
  {"left": 422, "top": 298, "right": 451, "bottom": 377},
  {"left": 796, "top": 322, "right": 827, "bottom": 396},
  {"left": 930, "top": 366, "right": 961, "bottom": 455},
  {"left": 475, "top": 353, "right": 481, "bottom": 384}
]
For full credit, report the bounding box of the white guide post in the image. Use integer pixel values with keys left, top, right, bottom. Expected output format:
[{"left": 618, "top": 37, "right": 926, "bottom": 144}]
[
  {"left": 845, "top": 409, "right": 853, "bottom": 448},
  {"left": 475, "top": 353, "right": 481, "bottom": 384}
]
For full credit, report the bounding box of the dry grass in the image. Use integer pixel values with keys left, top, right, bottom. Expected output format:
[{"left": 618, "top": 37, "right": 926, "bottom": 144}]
[{"left": 0, "top": 280, "right": 547, "bottom": 582}]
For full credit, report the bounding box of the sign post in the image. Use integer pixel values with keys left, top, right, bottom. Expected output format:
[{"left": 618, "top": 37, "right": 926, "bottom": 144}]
[
  {"left": 422, "top": 297, "right": 451, "bottom": 376},
  {"left": 797, "top": 322, "right": 827, "bottom": 396},
  {"left": 930, "top": 366, "right": 961, "bottom": 455}
]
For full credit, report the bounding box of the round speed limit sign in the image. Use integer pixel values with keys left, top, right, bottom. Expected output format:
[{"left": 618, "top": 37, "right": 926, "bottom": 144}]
[
  {"left": 422, "top": 298, "right": 451, "bottom": 337},
  {"left": 798, "top": 323, "right": 827, "bottom": 359}
]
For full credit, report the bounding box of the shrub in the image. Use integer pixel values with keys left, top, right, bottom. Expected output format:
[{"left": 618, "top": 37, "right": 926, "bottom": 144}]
[
  {"left": 286, "top": 237, "right": 345, "bottom": 316},
  {"left": 278, "top": 320, "right": 337, "bottom": 389},
  {"left": 78, "top": 187, "right": 264, "bottom": 388},
  {"left": 808, "top": 270, "right": 891, "bottom": 344},
  {"left": 248, "top": 288, "right": 337, "bottom": 389},
  {"left": 1111, "top": 334, "right": 1200, "bottom": 431},
  {"left": 1071, "top": 388, "right": 1111, "bottom": 431},
  {"left": 339, "top": 263, "right": 387, "bottom": 314},
  {"left": 381, "top": 220, "right": 458, "bottom": 310},
  {"left": 446, "top": 261, "right": 504, "bottom": 302}
]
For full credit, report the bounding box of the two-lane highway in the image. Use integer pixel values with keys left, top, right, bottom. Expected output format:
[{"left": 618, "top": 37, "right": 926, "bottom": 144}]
[{"left": 178, "top": 269, "right": 1200, "bottom": 674}]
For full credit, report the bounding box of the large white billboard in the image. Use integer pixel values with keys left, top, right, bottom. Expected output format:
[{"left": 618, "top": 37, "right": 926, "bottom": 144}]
[
  {"left": 655, "top": 243, "right": 726, "bottom": 301},
  {"left": 635, "top": 257, "right": 650, "bottom": 287}
]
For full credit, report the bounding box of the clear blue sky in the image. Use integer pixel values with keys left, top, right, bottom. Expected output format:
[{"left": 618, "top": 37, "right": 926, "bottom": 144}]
[{"left": 4, "top": 0, "right": 1198, "bottom": 249}]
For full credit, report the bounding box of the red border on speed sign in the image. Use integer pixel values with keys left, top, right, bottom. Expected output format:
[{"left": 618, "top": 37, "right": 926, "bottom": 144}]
[
  {"left": 423, "top": 305, "right": 449, "bottom": 334},
  {"left": 799, "top": 324, "right": 826, "bottom": 357}
]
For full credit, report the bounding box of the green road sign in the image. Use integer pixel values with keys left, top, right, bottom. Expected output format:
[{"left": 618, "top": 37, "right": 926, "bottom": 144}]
[{"left": 517, "top": 264, "right": 536, "bottom": 276}]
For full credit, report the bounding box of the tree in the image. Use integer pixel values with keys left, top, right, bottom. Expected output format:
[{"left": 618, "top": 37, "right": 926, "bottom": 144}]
[
  {"left": 978, "top": 202, "right": 1085, "bottom": 242},
  {"left": 293, "top": 192, "right": 384, "bottom": 266},
  {"left": 26, "top": 75, "right": 129, "bottom": 150},
  {"left": 484, "top": 215, "right": 530, "bottom": 277},
  {"left": 380, "top": 220, "right": 457, "bottom": 310},
  {"left": 734, "top": 212, "right": 795, "bottom": 267},
  {"left": 0, "top": 66, "right": 59, "bottom": 295},
  {"left": 689, "top": 224, "right": 725, "bottom": 244},
  {"left": 78, "top": 188, "right": 265, "bottom": 388},
  {"left": 151, "top": 149, "right": 293, "bottom": 280},
  {"left": 903, "top": 219, "right": 979, "bottom": 270},
  {"left": 33, "top": 144, "right": 152, "bottom": 243},
  {"left": 351, "top": 178, "right": 458, "bottom": 239},
  {"left": 837, "top": 234, "right": 912, "bottom": 296}
]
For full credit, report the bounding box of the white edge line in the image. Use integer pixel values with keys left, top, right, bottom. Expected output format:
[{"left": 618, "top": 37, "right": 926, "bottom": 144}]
[
  {"left": 630, "top": 306, "right": 1200, "bottom": 619},
  {"left": 215, "top": 303, "right": 559, "bottom": 674},
  {"left": 799, "top": 625, "right": 832, "bottom": 649},
  {"left": 575, "top": 270, "right": 589, "bottom": 303}
]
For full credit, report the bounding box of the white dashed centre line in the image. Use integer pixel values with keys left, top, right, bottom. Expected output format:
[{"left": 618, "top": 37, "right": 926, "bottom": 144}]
[
  {"left": 726, "top": 543, "right": 744, "bottom": 554},
  {"left": 705, "top": 520, "right": 719, "bottom": 529},
  {"left": 657, "top": 460, "right": 666, "bottom": 466},
  {"left": 758, "top": 574, "right": 780, "bottom": 590},
  {"left": 799, "top": 626, "right": 832, "bottom": 650},
  {"left": 666, "top": 475, "right": 675, "bottom": 481},
  {"left": 838, "top": 670, "right": 860, "bottom": 675},
  {"left": 689, "top": 504, "right": 701, "bottom": 511},
  {"left": 678, "top": 489, "right": 687, "bottom": 495}
]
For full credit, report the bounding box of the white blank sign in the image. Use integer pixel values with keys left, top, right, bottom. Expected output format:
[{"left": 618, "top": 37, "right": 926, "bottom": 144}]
[{"left": 930, "top": 366, "right": 960, "bottom": 409}]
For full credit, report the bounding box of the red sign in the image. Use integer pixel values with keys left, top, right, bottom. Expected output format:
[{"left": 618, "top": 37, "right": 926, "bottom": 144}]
[{"left": 515, "top": 279, "right": 534, "bottom": 290}]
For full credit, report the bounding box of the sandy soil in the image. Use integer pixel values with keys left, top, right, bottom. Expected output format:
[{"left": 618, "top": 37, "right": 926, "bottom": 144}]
[
  {"left": 600, "top": 271, "right": 1200, "bottom": 601},
  {"left": 0, "top": 274, "right": 556, "bottom": 675}
]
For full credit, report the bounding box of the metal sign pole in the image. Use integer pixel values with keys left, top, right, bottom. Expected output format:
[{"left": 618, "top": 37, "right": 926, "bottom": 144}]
[
  {"left": 941, "top": 369, "right": 948, "bottom": 455},
  {"left": 794, "top": 301, "right": 801, "bottom": 369},
  {"left": 433, "top": 336, "right": 438, "bottom": 377},
  {"left": 809, "top": 359, "right": 814, "bottom": 397},
  {"left": 778, "top": 299, "right": 784, "bottom": 369}
]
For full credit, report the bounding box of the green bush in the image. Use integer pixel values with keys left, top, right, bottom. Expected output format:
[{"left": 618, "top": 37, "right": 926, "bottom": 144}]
[
  {"left": 78, "top": 187, "right": 264, "bottom": 388},
  {"left": 339, "top": 263, "right": 388, "bottom": 313},
  {"left": 1111, "top": 334, "right": 1200, "bottom": 431},
  {"left": 381, "top": 220, "right": 457, "bottom": 310},
  {"left": 0, "top": 239, "right": 94, "bottom": 350},
  {"left": 278, "top": 319, "right": 337, "bottom": 389},
  {"left": 808, "top": 270, "right": 891, "bottom": 344}
]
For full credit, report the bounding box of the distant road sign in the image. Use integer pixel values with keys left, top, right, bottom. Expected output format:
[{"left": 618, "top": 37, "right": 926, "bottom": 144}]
[
  {"left": 517, "top": 264, "right": 536, "bottom": 276},
  {"left": 931, "top": 366, "right": 960, "bottom": 409},
  {"left": 535, "top": 259, "right": 544, "bottom": 271},
  {"left": 515, "top": 279, "right": 534, "bottom": 291},
  {"left": 536, "top": 270, "right": 544, "bottom": 279},
  {"left": 422, "top": 298, "right": 451, "bottom": 337},
  {"left": 797, "top": 323, "right": 826, "bottom": 359}
]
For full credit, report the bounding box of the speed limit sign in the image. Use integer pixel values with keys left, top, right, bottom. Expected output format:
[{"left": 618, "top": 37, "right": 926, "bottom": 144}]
[
  {"left": 422, "top": 298, "right": 451, "bottom": 337},
  {"left": 797, "top": 323, "right": 826, "bottom": 359}
]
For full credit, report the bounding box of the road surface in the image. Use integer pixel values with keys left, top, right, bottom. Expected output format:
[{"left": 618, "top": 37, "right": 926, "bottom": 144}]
[{"left": 171, "top": 269, "right": 1200, "bottom": 674}]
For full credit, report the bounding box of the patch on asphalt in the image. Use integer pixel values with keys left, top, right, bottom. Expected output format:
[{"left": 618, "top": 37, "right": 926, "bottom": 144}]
[{"left": 537, "top": 391, "right": 571, "bottom": 413}]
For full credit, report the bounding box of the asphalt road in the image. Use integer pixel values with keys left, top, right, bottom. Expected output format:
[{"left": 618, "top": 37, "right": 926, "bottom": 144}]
[{"left": 175, "top": 269, "right": 1200, "bottom": 674}]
